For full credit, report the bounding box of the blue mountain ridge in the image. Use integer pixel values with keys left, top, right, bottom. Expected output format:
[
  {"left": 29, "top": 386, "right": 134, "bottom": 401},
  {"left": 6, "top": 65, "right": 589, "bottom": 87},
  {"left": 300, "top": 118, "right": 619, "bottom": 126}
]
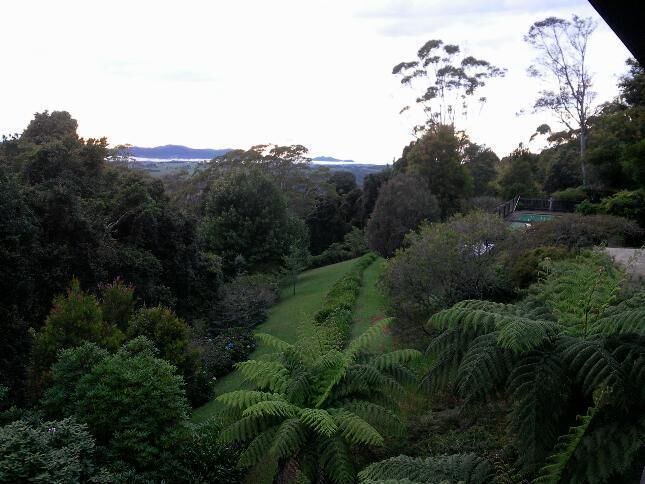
[{"left": 128, "top": 145, "right": 356, "bottom": 163}]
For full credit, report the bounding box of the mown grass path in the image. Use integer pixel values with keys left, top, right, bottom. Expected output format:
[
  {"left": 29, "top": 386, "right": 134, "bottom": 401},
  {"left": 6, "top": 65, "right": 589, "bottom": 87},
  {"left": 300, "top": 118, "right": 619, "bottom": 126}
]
[{"left": 193, "top": 258, "right": 359, "bottom": 422}]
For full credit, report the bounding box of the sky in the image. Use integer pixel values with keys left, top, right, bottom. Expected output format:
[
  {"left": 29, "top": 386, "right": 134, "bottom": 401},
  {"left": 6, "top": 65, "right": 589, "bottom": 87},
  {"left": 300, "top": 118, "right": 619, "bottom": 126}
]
[{"left": 0, "top": 0, "right": 633, "bottom": 164}]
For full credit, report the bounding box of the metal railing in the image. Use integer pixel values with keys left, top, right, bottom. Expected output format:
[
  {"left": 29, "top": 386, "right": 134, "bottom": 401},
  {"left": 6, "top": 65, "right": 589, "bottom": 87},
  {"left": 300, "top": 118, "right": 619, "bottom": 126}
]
[
  {"left": 516, "top": 198, "right": 577, "bottom": 213},
  {"left": 494, "top": 195, "right": 520, "bottom": 218}
]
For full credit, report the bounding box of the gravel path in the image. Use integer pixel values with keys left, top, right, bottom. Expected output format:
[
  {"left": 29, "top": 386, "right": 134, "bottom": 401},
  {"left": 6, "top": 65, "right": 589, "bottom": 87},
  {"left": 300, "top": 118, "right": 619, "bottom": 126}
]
[{"left": 605, "top": 247, "right": 645, "bottom": 278}]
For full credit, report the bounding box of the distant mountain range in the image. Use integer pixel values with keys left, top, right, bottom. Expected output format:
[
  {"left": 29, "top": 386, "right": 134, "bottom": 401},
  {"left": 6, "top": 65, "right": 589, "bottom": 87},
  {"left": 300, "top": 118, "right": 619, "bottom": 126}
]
[
  {"left": 311, "top": 156, "right": 355, "bottom": 163},
  {"left": 125, "top": 145, "right": 384, "bottom": 184},
  {"left": 128, "top": 145, "right": 357, "bottom": 163},
  {"left": 128, "top": 145, "right": 232, "bottom": 160}
]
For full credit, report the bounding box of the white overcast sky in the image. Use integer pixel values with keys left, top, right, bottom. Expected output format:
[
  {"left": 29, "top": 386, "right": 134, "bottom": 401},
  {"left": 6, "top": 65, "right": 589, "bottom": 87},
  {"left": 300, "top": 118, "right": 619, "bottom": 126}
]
[{"left": 0, "top": 0, "right": 632, "bottom": 163}]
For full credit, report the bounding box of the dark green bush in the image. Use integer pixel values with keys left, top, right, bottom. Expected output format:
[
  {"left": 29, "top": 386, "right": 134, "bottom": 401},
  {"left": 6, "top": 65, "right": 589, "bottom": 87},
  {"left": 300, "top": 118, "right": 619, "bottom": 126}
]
[
  {"left": 215, "top": 274, "right": 278, "bottom": 328},
  {"left": 506, "top": 246, "right": 572, "bottom": 289},
  {"left": 195, "top": 327, "right": 256, "bottom": 378},
  {"left": 550, "top": 187, "right": 588, "bottom": 203},
  {"left": 0, "top": 417, "right": 100, "bottom": 483},
  {"left": 158, "top": 419, "right": 243, "bottom": 483},
  {"left": 600, "top": 189, "right": 645, "bottom": 227},
  {"left": 310, "top": 228, "right": 369, "bottom": 268},
  {"left": 524, "top": 213, "right": 643, "bottom": 248}
]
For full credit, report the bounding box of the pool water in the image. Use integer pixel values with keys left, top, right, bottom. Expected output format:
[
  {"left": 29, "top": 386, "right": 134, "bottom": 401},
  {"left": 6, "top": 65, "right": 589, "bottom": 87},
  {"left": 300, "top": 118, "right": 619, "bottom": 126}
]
[{"left": 514, "top": 214, "right": 554, "bottom": 223}]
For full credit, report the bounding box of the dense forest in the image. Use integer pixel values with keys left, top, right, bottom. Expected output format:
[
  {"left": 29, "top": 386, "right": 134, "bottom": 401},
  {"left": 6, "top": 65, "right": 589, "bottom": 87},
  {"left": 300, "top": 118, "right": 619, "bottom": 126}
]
[{"left": 1, "top": 13, "right": 645, "bottom": 484}]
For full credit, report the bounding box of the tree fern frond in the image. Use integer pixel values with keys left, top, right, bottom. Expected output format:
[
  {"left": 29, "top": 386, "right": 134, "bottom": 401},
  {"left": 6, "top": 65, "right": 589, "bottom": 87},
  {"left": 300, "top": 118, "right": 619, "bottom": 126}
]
[
  {"left": 382, "top": 362, "right": 418, "bottom": 386},
  {"left": 456, "top": 333, "right": 513, "bottom": 403},
  {"left": 562, "top": 415, "right": 645, "bottom": 484},
  {"left": 496, "top": 317, "right": 559, "bottom": 353},
  {"left": 216, "top": 390, "right": 284, "bottom": 411},
  {"left": 333, "top": 409, "right": 384, "bottom": 446},
  {"left": 427, "top": 307, "right": 498, "bottom": 334},
  {"left": 346, "top": 318, "right": 392, "bottom": 359},
  {"left": 533, "top": 402, "right": 599, "bottom": 484},
  {"left": 590, "top": 309, "right": 645, "bottom": 336},
  {"left": 563, "top": 338, "right": 624, "bottom": 396},
  {"left": 220, "top": 415, "right": 270, "bottom": 443},
  {"left": 255, "top": 332, "right": 293, "bottom": 351},
  {"left": 242, "top": 399, "right": 299, "bottom": 419},
  {"left": 319, "top": 436, "right": 355, "bottom": 484},
  {"left": 315, "top": 352, "right": 351, "bottom": 408},
  {"left": 508, "top": 350, "right": 570, "bottom": 472},
  {"left": 358, "top": 453, "right": 495, "bottom": 484},
  {"left": 371, "top": 349, "right": 422, "bottom": 371},
  {"left": 269, "top": 417, "right": 308, "bottom": 460},
  {"left": 235, "top": 360, "right": 290, "bottom": 393},
  {"left": 340, "top": 400, "right": 402, "bottom": 437},
  {"left": 299, "top": 408, "right": 338, "bottom": 437},
  {"left": 238, "top": 427, "right": 279, "bottom": 468}
]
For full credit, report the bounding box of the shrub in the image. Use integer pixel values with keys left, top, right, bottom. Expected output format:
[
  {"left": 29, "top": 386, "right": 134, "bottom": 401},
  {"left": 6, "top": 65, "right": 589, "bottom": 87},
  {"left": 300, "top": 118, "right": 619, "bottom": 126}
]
[
  {"left": 215, "top": 274, "right": 278, "bottom": 329},
  {"left": 195, "top": 327, "right": 257, "bottom": 378},
  {"left": 382, "top": 212, "right": 512, "bottom": 340},
  {"left": 0, "top": 417, "right": 100, "bottom": 483},
  {"left": 600, "top": 189, "right": 645, "bottom": 227},
  {"left": 550, "top": 187, "right": 588, "bottom": 203},
  {"left": 523, "top": 213, "right": 643, "bottom": 248},
  {"left": 310, "top": 227, "right": 369, "bottom": 268},
  {"left": 43, "top": 338, "right": 190, "bottom": 473},
  {"left": 575, "top": 199, "right": 602, "bottom": 215},
  {"left": 506, "top": 246, "right": 572, "bottom": 289},
  {"left": 159, "top": 419, "right": 243, "bottom": 483},
  {"left": 127, "top": 306, "right": 210, "bottom": 406}
]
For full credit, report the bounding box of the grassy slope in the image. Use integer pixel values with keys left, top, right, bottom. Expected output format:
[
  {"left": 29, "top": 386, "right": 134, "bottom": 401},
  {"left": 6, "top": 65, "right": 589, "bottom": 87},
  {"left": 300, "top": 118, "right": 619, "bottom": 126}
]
[{"left": 193, "top": 257, "right": 359, "bottom": 422}]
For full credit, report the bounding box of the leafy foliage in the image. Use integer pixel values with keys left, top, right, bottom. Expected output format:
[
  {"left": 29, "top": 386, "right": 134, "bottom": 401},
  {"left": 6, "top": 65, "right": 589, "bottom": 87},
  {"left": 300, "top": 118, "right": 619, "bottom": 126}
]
[
  {"left": 217, "top": 317, "right": 420, "bottom": 483},
  {"left": 358, "top": 453, "right": 495, "bottom": 484},
  {"left": 422, "top": 253, "right": 645, "bottom": 481},
  {"left": 0, "top": 417, "right": 101, "bottom": 483}
]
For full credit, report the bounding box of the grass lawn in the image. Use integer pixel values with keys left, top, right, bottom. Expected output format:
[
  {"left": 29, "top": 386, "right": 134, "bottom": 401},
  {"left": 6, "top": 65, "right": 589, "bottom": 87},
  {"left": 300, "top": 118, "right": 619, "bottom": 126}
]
[
  {"left": 192, "top": 257, "right": 359, "bottom": 422},
  {"left": 350, "top": 257, "right": 392, "bottom": 351}
]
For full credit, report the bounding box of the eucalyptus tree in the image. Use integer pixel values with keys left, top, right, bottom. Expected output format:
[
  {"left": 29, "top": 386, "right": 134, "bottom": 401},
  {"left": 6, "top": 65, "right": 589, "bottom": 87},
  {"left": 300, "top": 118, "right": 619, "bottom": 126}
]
[
  {"left": 392, "top": 39, "right": 505, "bottom": 135},
  {"left": 525, "top": 16, "right": 597, "bottom": 186}
]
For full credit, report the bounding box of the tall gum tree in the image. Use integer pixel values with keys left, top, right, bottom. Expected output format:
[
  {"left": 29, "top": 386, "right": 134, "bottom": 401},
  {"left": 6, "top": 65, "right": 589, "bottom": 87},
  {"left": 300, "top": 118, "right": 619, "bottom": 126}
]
[{"left": 525, "top": 15, "right": 597, "bottom": 187}]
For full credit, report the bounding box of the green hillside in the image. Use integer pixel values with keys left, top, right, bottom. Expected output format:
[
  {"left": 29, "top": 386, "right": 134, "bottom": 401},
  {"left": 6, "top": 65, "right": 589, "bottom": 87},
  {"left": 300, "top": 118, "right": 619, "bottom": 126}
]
[{"left": 193, "top": 257, "right": 372, "bottom": 422}]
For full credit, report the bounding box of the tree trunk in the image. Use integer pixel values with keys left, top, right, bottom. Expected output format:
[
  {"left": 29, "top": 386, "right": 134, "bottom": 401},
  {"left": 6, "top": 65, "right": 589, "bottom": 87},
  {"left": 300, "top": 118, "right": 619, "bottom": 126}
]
[{"left": 579, "top": 126, "right": 588, "bottom": 187}]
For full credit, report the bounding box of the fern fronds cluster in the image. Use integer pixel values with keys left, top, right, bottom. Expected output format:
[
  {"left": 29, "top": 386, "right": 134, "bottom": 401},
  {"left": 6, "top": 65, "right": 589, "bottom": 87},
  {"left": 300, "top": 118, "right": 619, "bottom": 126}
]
[
  {"left": 218, "top": 316, "right": 421, "bottom": 484},
  {"left": 358, "top": 453, "right": 495, "bottom": 484},
  {"left": 422, "top": 253, "right": 645, "bottom": 482}
]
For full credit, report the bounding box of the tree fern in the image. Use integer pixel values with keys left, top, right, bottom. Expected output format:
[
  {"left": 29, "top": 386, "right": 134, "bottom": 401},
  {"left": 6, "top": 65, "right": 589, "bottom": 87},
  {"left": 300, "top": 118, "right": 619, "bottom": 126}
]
[
  {"left": 269, "top": 417, "right": 307, "bottom": 459},
  {"left": 456, "top": 333, "right": 513, "bottom": 403},
  {"left": 508, "top": 349, "right": 570, "bottom": 472},
  {"left": 217, "top": 319, "right": 417, "bottom": 484},
  {"left": 238, "top": 427, "right": 279, "bottom": 467},
  {"left": 255, "top": 332, "right": 293, "bottom": 352},
  {"left": 333, "top": 409, "right": 384, "bottom": 446},
  {"left": 533, "top": 400, "right": 599, "bottom": 484},
  {"left": 217, "top": 390, "right": 284, "bottom": 411},
  {"left": 358, "top": 453, "right": 495, "bottom": 484},
  {"left": 562, "top": 338, "right": 624, "bottom": 396},
  {"left": 242, "top": 399, "right": 300, "bottom": 419},
  {"left": 235, "top": 359, "right": 290, "bottom": 393},
  {"left": 299, "top": 408, "right": 338, "bottom": 437},
  {"left": 319, "top": 435, "right": 355, "bottom": 484}
]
